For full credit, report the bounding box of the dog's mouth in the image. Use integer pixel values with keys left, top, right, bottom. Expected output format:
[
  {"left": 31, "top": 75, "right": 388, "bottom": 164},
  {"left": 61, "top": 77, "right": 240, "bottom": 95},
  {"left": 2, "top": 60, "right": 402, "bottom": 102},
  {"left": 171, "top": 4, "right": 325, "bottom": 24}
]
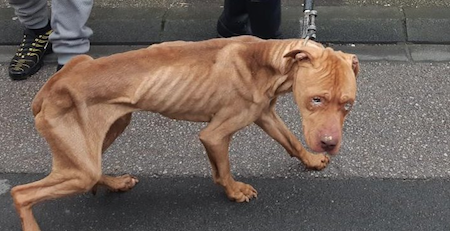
[
  {"left": 309, "top": 145, "right": 339, "bottom": 155},
  {"left": 304, "top": 132, "right": 341, "bottom": 155},
  {"left": 324, "top": 147, "right": 339, "bottom": 155}
]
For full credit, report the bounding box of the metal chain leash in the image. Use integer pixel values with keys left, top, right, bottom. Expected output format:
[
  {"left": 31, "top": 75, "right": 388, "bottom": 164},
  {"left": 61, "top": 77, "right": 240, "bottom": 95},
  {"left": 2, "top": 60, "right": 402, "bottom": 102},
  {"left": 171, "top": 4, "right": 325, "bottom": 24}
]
[{"left": 301, "top": 0, "right": 318, "bottom": 46}]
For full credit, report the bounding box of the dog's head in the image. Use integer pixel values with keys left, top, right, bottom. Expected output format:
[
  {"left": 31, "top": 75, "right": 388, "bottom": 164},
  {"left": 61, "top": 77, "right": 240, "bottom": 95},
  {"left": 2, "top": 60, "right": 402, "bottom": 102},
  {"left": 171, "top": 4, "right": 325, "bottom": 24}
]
[{"left": 283, "top": 44, "right": 359, "bottom": 155}]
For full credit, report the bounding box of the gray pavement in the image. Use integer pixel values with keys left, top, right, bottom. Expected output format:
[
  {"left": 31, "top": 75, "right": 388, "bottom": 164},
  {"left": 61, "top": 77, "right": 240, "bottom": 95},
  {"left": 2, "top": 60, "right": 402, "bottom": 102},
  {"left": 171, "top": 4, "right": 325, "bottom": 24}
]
[
  {"left": 1, "top": 59, "right": 449, "bottom": 179},
  {"left": 1, "top": 0, "right": 450, "bottom": 230}
]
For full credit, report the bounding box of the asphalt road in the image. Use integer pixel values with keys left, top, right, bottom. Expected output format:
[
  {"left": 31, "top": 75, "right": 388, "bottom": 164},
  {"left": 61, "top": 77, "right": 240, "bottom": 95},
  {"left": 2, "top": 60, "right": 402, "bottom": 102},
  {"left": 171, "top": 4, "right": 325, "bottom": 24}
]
[{"left": 1, "top": 174, "right": 450, "bottom": 231}]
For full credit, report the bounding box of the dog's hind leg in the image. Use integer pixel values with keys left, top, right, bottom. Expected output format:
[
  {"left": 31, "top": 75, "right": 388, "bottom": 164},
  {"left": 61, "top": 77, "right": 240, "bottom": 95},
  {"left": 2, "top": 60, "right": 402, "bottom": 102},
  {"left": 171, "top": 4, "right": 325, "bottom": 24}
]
[
  {"left": 93, "top": 113, "right": 139, "bottom": 193},
  {"left": 11, "top": 112, "right": 103, "bottom": 231},
  {"left": 101, "top": 113, "right": 133, "bottom": 152},
  {"left": 11, "top": 173, "right": 95, "bottom": 231},
  {"left": 11, "top": 170, "right": 100, "bottom": 231}
]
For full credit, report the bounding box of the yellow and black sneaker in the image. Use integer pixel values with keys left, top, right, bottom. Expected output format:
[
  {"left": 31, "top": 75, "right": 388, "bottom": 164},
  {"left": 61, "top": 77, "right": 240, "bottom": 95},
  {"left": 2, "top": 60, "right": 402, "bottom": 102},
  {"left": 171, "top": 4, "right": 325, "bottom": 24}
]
[{"left": 8, "top": 27, "right": 52, "bottom": 80}]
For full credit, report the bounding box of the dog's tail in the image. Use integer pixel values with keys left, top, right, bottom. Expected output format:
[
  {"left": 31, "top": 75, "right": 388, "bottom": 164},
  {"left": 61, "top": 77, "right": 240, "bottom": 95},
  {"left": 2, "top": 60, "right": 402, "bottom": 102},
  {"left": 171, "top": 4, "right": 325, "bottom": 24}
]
[
  {"left": 31, "top": 94, "right": 43, "bottom": 117},
  {"left": 32, "top": 55, "right": 94, "bottom": 117}
]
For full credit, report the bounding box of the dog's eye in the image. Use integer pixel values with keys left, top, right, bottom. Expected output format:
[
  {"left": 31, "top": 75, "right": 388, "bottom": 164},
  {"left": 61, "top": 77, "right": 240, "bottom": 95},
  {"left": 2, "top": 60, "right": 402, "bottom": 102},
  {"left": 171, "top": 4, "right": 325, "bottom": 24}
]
[
  {"left": 311, "top": 97, "right": 322, "bottom": 106},
  {"left": 344, "top": 102, "right": 353, "bottom": 111}
]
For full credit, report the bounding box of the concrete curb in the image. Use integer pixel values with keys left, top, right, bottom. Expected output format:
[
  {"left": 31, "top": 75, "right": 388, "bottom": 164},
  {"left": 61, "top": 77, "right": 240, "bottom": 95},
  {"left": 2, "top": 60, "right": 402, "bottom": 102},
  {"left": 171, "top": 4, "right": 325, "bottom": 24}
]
[
  {"left": 2, "top": 44, "right": 450, "bottom": 63},
  {"left": 1, "top": 5, "right": 450, "bottom": 45}
]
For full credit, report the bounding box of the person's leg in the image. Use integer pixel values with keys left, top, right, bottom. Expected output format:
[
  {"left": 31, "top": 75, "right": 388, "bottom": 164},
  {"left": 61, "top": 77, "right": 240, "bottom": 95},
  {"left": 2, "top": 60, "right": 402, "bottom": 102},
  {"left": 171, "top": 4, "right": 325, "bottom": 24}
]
[
  {"left": 247, "top": 0, "right": 282, "bottom": 39},
  {"left": 8, "top": 0, "right": 52, "bottom": 80},
  {"left": 9, "top": 0, "right": 49, "bottom": 29},
  {"left": 50, "top": 0, "right": 93, "bottom": 69},
  {"left": 217, "top": 0, "right": 250, "bottom": 38}
]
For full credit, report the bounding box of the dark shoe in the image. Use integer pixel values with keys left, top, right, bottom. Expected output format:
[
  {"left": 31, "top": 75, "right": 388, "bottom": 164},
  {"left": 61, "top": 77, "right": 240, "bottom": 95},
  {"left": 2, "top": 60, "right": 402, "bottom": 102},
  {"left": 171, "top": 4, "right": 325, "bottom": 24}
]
[
  {"left": 56, "top": 64, "right": 64, "bottom": 72},
  {"left": 217, "top": 0, "right": 251, "bottom": 38},
  {"left": 8, "top": 26, "right": 52, "bottom": 80}
]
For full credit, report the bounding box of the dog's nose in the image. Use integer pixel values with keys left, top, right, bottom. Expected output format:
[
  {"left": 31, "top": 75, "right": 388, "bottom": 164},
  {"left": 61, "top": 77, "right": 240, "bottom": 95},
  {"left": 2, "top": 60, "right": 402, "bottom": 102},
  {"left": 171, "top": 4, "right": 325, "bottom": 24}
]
[{"left": 320, "top": 135, "right": 338, "bottom": 152}]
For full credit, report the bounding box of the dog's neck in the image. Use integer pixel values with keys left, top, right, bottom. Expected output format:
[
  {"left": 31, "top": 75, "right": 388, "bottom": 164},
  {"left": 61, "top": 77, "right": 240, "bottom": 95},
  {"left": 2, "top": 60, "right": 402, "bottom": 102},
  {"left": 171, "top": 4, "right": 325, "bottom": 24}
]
[{"left": 252, "top": 40, "right": 306, "bottom": 97}]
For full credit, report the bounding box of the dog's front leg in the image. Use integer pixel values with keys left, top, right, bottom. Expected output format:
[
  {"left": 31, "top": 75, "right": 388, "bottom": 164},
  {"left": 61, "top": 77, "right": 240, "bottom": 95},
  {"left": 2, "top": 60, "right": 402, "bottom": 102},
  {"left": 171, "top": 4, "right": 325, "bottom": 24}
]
[
  {"left": 199, "top": 113, "right": 258, "bottom": 202},
  {"left": 255, "top": 105, "right": 329, "bottom": 170}
]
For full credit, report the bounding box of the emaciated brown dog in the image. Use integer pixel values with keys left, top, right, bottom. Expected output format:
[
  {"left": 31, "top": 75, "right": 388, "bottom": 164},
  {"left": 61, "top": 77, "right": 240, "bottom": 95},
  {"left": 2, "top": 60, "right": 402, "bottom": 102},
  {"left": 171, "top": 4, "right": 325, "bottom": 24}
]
[{"left": 11, "top": 35, "right": 358, "bottom": 231}]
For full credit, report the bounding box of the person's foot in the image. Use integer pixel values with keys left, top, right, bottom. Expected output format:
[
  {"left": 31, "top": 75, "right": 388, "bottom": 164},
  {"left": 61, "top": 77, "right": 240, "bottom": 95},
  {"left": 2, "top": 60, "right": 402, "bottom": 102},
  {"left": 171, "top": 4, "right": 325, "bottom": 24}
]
[
  {"left": 217, "top": 15, "right": 250, "bottom": 38},
  {"left": 216, "top": 0, "right": 250, "bottom": 38},
  {"left": 8, "top": 27, "right": 52, "bottom": 80}
]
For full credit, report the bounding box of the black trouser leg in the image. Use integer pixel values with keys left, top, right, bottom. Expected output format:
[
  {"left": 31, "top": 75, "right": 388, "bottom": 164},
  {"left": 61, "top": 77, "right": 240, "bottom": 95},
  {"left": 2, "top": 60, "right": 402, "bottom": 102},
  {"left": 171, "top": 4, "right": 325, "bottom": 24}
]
[
  {"left": 217, "top": 0, "right": 250, "bottom": 37},
  {"left": 247, "top": 0, "right": 282, "bottom": 39}
]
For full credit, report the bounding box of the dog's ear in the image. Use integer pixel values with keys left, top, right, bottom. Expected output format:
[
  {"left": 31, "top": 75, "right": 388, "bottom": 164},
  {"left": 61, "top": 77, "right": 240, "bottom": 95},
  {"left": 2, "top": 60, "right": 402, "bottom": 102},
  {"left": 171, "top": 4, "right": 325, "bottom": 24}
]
[
  {"left": 283, "top": 50, "right": 310, "bottom": 61},
  {"left": 351, "top": 55, "right": 359, "bottom": 78},
  {"left": 281, "top": 50, "right": 311, "bottom": 74}
]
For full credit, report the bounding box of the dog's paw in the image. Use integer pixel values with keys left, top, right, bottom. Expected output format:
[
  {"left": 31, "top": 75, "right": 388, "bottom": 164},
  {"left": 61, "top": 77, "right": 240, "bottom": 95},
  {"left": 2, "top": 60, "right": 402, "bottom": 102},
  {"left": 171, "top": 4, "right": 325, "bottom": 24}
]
[
  {"left": 108, "top": 174, "right": 139, "bottom": 192},
  {"left": 226, "top": 181, "right": 258, "bottom": 203},
  {"left": 117, "top": 174, "right": 139, "bottom": 192},
  {"left": 304, "top": 153, "right": 330, "bottom": 170}
]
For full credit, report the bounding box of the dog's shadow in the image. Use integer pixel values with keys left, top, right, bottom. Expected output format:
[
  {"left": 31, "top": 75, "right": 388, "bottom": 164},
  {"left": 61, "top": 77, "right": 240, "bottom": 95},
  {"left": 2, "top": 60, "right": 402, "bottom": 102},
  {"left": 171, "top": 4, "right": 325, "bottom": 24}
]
[
  {"left": 8, "top": 175, "right": 448, "bottom": 231},
  {"left": 20, "top": 176, "right": 329, "bottom": 231},
  {"left": 30, "top": 177, "right": 267, "bottom": 231}
]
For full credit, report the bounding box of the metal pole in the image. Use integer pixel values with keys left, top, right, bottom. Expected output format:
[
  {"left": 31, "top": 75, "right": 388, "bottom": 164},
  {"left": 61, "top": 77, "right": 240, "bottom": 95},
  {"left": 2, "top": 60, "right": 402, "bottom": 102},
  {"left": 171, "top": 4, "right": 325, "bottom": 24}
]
[{"left": 304, "top": 0, "right": 314, "bottom": 11}]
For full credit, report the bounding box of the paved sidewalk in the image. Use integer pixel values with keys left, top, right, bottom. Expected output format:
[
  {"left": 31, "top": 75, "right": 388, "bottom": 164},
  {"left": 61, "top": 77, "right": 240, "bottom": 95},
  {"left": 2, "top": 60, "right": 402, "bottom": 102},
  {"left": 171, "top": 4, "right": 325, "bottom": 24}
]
[
  {"left": 1, "top": 1, "right": 450, "bottom": 45},
  {"left": 1, "top": 61, "right": 449, "bottom": 179}
]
